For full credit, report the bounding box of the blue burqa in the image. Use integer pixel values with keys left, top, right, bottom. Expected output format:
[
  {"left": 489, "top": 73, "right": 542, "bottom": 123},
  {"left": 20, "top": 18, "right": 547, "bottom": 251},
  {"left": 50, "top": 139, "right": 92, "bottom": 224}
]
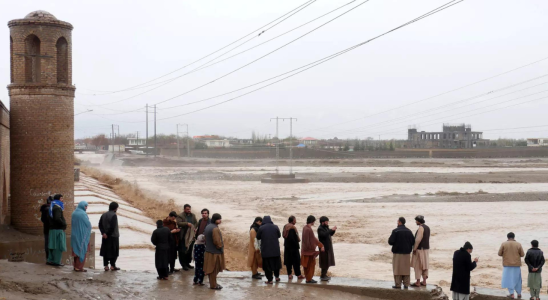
[{"left": 71, "top": 201, "right": 91, "bottom": 262}]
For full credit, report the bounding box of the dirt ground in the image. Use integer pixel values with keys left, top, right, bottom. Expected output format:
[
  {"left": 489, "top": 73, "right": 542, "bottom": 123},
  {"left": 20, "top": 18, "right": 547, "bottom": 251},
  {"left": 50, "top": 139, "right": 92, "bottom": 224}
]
[
  {"left": 0, "top": 260, "right": 378, "bottom": 300},
  {"left": 77, "top": 154, "right": 548, "bottom": 294}
]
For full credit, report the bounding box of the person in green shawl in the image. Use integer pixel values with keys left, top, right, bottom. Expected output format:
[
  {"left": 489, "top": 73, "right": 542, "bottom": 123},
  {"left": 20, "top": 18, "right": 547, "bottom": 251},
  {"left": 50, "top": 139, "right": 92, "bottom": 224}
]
[
  {"left": 47, "top": 194, "right": 67, "bottom": 266},
  {"left": 71, "top": 201, "right": 91, "bottom": 272}
]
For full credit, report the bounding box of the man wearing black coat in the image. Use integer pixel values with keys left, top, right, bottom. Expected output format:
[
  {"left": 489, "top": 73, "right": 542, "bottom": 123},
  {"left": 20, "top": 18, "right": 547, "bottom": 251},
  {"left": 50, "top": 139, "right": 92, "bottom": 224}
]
[
  {"left": 256, "top": 215, "right": 282, "bottom": 284},
  {"left": 318, "top": 216, "right": 337, "bottom": 281},
  {"left": 388, "top": 217, "right": 415, "bottom": 289},
  {"left": 151, "top": 220, "right": 173, "bottom": 280},
  {"left": 524, "top": 240, "right": 544, "bottom": 300},
  {"left": 450, "top": 242, "right": 478, "bottom": 300},
  {"left": 40, "top": 196, "right": 53, "bottom": 260}
]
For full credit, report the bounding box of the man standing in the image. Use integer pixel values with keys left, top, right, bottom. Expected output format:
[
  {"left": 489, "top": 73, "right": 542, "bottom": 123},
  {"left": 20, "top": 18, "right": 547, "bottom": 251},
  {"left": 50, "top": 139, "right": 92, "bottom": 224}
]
[
  {"left": 450, "top": 242, "right": 478, "bottom": 300},
  {"left": 177, "top": 204, "right": 198, "bottom": 271},
  {"left": 99, "top": 202, "right": 120, "bottom": 271},
  {"left": 163, "top": 211, "right": 181, "bottom": 274},
  {"left": 283, "top": 216, "right": 304, "bottom": 280},
  {"left": 151, "top": 220, "right": 173, "bottom": 280},
  {"left": 498, "top": 232, "right": 525, "bottom": 299},
  {"left": 318, "top": 216, "right": 337, "bottom": 281},
  {"left": 301, "top": 215, "right": 325, "bottom": 284},
  {"left": 40, "top": 195, "right": 53, "bottom": 261},
  {"left": 525, "top": 240, "right": 544, "bottom": 300},
  {"left": 257, "top": 216, "right": 282, "bottom": 284},
  {"left": 411, "top": 215, "right": 430, "bottom": 287},
  {"left": 47, "top": 194, "right": 67, "bottom": 266},
  {"left": 204, "top": 213, "right": 225, "bottom": 290},
  {"left": 195, "top": 208, "right": 211, "bottom": 239},
  {"left": 248, "top": 217, "right": 263, "bottom": 279},
  {"left": 388, "top": 217, "right": 415, "bottom": 289}
]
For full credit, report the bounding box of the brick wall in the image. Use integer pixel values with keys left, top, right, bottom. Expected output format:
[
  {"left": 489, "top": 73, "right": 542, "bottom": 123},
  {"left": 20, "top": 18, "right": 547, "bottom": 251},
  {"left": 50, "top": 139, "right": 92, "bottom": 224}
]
[
  {"left": 0, "top": 102, "right": 10, "bottom": 225},
  {"left": 7, "top": 13, "right": 75, "bottom": 235}
]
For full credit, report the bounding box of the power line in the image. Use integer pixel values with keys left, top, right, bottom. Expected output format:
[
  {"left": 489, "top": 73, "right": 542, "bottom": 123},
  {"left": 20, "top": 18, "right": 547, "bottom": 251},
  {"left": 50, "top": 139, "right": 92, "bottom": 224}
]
[
  {"left": 90, "top": 0, "right": 370, "bottom": 110},
  {"left": 78, "top": 0, "right": 316, "bottom": 95},
  {"left": 313, "top": 75, "right": 548, "bottom": 137},
  {"left": 155, "top": 0, "right": 466, "bottom": 121}
]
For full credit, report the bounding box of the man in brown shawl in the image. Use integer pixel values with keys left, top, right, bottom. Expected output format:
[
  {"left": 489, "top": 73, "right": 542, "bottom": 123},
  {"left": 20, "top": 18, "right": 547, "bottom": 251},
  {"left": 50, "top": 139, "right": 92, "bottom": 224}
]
[
  {"left": 247, "top": 217, "right": 263, "bottom": 279},
  {"left": 388, "top": 217, "right": 415, "bottom": 289},
  {"left": 411, "top": 215, "right": 430, "bottom": 287},
  {"left": 318, "top": 216, "right": 337, "bottom": 281},
  {"left": 301, "top": 215, "right": 324, "bottom": 284},
  {"left": 203, "top": 213, "right": 225, "bottom": 290},
  {"left": 283, "top": 216, "right": 304, "bottom": 280}
]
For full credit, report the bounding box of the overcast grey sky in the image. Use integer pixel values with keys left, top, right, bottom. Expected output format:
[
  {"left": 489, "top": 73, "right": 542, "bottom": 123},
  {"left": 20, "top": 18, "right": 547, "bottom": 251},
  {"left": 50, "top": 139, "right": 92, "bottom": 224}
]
[{"left": 2, "top": 0, "right": 548, "bottom": 140}]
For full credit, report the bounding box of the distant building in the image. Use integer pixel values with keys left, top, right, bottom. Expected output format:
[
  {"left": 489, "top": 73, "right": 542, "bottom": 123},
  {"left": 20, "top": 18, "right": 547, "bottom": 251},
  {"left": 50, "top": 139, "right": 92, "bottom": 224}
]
[
  {"left": 407, "top": 124, "right": 490, "bottom": 149},
  {"left": 193, "top": 135, "right": 220, "bottom": 141},
  {"left": 229, "top": 139, "right": 254, "bottom": 146},
  {"left": 204, "top": 140, "right": 231, "bottom": 148},
  {"left": 299, "top": 137, "right": 318, "bottom": 146},
  {"left": 527, "top": 138, "right": 548, "bottom": 147},
  {"left": 127, "top": 137, "right": 146, "bottom": 146}
]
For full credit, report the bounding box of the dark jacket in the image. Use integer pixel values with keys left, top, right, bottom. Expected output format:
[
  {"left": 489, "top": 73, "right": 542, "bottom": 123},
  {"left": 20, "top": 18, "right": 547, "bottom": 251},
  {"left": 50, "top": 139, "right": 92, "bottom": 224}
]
[
  {"left": 450, "top": 248, "right": 477, "bottom": 295},
  {"left": 40, "top": 204, "right": 50, "bottom": 234},
  {"left": 151, "top": 226, "right": 173, "bottom": 251},
  {"left": 49, "top": 205, "right": 67, "bottom": 230},
  {"left": 256, "top": 216, "right": 281, "bottom": 258},
  {"left": 283, "top": 227, "right": 300, "bottom": 266},
  {"left": 318, "top": 224, "right": 336, "bottom": 268},
  {"left": 525, "top": 247, "right": 545, "bottom": 273},
  {"left": 388, "top": 225, "right": 414, "bottom": 254}
]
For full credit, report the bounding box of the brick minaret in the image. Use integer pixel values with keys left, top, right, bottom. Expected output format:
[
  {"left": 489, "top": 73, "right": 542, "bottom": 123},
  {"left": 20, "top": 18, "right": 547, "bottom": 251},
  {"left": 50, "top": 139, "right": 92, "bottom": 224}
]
[{"left": 8, "top": 11, "right": 75, "bottom": 235}]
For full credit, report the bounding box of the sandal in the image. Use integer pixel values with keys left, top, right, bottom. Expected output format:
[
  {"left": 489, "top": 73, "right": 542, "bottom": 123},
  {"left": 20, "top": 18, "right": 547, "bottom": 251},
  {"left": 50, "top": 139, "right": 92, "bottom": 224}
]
[
  {"left": 104, "top": 266, "right": 110, "bottom": 271},
  {"left": 288, "top": 275, "right": 293, "bottom": 279},
  {"left": 275, "top": 278, "right": 280, "bottom": 282},
  {"left": 410, "top": 282, "right": 421, "bottom": 287},
  {"left": 506, "top": 296, "right": 514, "bottom": 299},
  {"left": 73, "top": 268, "right": 87, "bottom": 272},
  {"left": 211, "top": 285, "right": 223, "bottom": 290},
  {"left": 110, "top": 266, "right": 121, "bottom": 271},
  {"left": 265, "top": 281, "right": 273, "bottom": 284},
  {"left": 297, "top": 275, "right": 306, "bottom": 280}
]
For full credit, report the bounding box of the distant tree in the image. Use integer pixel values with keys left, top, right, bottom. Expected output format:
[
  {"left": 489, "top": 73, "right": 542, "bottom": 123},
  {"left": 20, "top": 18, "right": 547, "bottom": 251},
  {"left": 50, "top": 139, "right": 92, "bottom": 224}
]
[
  {"left": 389, "top": 140, "right": 395, "bottom": 151},
  {"left": 194, "top": 142, "right": 208, "bottom": 149},
  {"left": 91, "top": 134, "right": 108, "bottom": 147},
  {"left": 343, "top": 140, "right": 350, "bottom": 151}
]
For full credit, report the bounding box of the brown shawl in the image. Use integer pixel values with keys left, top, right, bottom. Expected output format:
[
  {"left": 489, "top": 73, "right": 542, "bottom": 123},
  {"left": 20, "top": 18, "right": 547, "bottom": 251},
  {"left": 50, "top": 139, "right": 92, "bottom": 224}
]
[
  {"left": 301, "top": 225, "right": 321, "bottom": 257},
  {"left": 283, "top": 223, "right": 300, "bottom": 242},
  {"left": 163, "top": 217, "right": 179, "bottom": 245}
]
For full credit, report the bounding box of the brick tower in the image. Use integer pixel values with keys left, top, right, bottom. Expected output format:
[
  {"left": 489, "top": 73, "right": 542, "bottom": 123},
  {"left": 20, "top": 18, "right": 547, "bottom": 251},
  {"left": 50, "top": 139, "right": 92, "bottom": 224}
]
[{"left": 8, "top": 11, "right": 75, "bottom": 235}]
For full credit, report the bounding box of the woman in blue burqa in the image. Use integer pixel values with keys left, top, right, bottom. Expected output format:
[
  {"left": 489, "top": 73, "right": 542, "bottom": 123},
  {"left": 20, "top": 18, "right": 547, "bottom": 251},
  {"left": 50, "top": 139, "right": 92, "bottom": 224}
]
[{"left": 71, "top": 201, "right": 92, "bottom": 272}]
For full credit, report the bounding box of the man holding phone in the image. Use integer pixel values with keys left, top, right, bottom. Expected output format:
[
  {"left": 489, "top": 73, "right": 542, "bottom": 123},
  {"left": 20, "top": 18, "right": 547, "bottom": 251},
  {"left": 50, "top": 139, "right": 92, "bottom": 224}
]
[{"left": 450, "top": 242, "right": 479, "bottom": 300}]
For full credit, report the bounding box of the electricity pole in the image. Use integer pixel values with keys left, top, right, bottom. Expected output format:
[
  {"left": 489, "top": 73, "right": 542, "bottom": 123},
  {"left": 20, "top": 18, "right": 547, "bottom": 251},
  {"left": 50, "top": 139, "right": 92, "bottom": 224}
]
[
  {"left": 154, "top": 104, "right": 157, "bottom": 158},
  {"left": 270, "top": 117, "right": 297, "bottom": 174},
  {"left": 176, "top": 124, "right": 180, "bottom": 158},
  {"left": 177, "top": 124, "right": 189, "bottom": 157},
  {"left": 111, "top": 124, "right": 119, "bottom": 154},
  {"left": 146, "top": 104, "right": 149, "bottom": 157}
]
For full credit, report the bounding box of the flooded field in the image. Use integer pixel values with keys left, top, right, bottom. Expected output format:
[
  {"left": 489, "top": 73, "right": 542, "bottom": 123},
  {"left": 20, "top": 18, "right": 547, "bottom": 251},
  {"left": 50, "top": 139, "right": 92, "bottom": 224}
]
[{"left": 77, "top": 153, "right": 548, "bottom": 293}]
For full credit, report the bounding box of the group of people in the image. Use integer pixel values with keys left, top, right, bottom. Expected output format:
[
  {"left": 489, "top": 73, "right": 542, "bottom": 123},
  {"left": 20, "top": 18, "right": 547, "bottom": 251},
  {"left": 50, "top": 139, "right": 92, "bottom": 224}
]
[
  {"left": 389, "top": 215, "right": 545, "bottom": 300},
  {"left": 39, "top": 196, "right": 120, "bottom": 271},
  {"left": 247, "top": 215, "right": 336, "bottom": 284},
  {"left": 152, "top": 206, "right": 225, "bottom": 290},
  {"left": 39, "top": 199, "right": 546, "bottom": 297}
]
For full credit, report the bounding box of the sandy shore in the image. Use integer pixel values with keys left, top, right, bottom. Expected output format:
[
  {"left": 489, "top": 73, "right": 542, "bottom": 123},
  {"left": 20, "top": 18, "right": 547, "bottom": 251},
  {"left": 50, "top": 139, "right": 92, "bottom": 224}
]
[{"left": 77, "top": 154, "right": 548, "bottom": 294}]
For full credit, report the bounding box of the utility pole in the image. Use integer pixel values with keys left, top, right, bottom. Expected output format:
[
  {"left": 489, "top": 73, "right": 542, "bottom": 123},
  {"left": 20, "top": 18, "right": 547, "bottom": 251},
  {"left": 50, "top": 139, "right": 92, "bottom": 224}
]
[
  {"left": 146, "top": 104, "right": 149, "bottom": 157},
  {"left": 176, "top": 124, "right": 180, "bottom": 158},
  {"left": 177, "top": 124, "right": 190, "bottom": 158},
  {"left": 154, "top": 104, "right": 157, "bottom": 158},
  {"left": 289, "top": 117, "right": 297, "bottom": 174},
  {"left": 270, "top": 117, "right": 280, "bottom": 174},
  {"left": 111, "top": 124, "right": 114, "bottom": 153},
  {"left": 136, "top": 131, "right": 140, "bottom": 151},
  {"left": 270, "top": 117, "right": 297, "bottom": 174}
]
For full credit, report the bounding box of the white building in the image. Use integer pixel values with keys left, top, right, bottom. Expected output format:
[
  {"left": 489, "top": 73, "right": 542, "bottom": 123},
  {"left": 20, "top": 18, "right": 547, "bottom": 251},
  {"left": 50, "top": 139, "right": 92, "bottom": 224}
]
[
  {"left": 127, "top": 137, "right": 147, "bottom": 146},
  {"left": 204, "top": 140, "right": 231, "bottom": 148},
  {"left": 527, "top": 138, "right": 548, "bottom": 147}
]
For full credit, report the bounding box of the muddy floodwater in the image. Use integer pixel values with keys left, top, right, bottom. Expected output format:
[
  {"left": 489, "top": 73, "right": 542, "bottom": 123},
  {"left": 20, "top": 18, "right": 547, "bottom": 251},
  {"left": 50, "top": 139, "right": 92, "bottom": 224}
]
[{"left": 77, "top": 154, "right": 548, "bottom": 294}]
